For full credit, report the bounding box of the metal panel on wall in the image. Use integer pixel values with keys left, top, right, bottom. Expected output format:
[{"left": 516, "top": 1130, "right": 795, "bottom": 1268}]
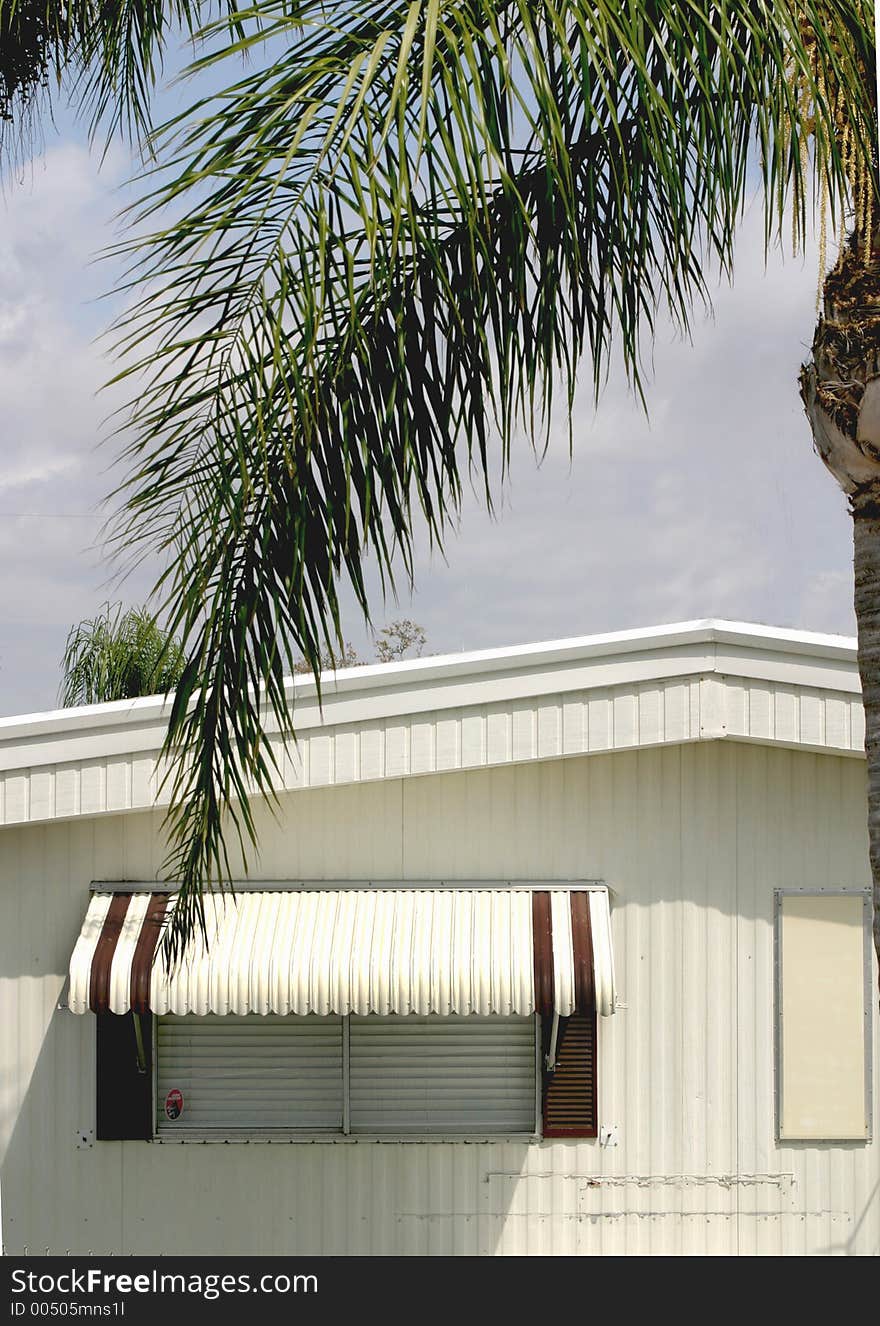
[
  {"left": 156, "top": 1015, "right": 343, "bottom": 1133},
  {"left": 776, "top": 891, "right": 870, "bottom": 1141},
  {"left": 348, "top": 1015, "right": 537, "bottom": 1134}
]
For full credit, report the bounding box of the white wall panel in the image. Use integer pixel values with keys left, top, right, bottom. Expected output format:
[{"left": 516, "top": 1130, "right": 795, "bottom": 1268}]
[
  {"left": 0, "top": 743, "right": 877, "bottom": 1256},
  {"left": 778, "top": 893, "right": 868, "bottom": 1141},
  {"left": 0, "top": 671, "right": 866, "bottom": 830}
]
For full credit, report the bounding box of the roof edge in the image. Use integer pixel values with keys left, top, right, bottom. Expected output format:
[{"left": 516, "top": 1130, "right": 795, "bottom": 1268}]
[{"left": 0, "top": 618, "right": 858, "bottom": 745}]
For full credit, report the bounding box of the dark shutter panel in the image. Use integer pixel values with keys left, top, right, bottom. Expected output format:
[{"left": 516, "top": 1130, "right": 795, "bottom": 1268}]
[
  {"left": 96, "top": 1012, "right": 153, "bottom": 1140},
  {"left": 541, "top": 1013, "right": 597, "bottom": 1138}
]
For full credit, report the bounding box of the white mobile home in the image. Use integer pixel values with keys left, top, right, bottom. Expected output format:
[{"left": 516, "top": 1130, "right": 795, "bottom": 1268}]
[{"left": 0, "top": 619, "right": 877, "bottom": 1256}]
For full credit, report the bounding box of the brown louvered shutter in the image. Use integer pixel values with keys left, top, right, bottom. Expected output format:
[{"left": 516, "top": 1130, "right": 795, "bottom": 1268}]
[{"left": 541, "top": 1013, "right": 597, "bottom": 1138}]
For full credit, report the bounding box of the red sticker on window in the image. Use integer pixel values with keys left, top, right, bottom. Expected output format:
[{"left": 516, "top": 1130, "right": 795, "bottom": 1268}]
[{"left": 164, "top": 1088, "right": 184, "bottom": 1120}]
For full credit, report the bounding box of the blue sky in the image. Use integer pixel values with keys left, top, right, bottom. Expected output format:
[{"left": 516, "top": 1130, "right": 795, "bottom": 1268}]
[{"left": 0, "top": 61, "right": 857, "bottom": 716}]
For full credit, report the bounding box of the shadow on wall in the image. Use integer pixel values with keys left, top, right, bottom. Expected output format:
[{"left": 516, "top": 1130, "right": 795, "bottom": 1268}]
[
  {"left": 3, "top": 1011, "right": 877, "bottom": 1255},
  {"left": 1, "top": 1004, "right": 537, "bottom": 1255}
]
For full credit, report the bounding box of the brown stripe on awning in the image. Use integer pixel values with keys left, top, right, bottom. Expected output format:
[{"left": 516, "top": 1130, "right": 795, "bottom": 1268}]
[
  {"left": 570, "top": 890, "right": 595, "bottom": 1013},
  {"left": 130, "top": 893, "right": 170, "bottom": 1013},
  {"left": 532, "top": 890, "right": 555, "bottom": 1016},
  {"left": 88, "top": 893, "right": 131, "bottom": 1013}
]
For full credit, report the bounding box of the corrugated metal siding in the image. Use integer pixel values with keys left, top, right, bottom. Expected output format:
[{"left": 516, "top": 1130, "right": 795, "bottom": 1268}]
[
  {"left": 348, "top": 1016, "right": 536, "bottom": 1134},
  {"left": 0, "top": 673, "right": 864, "bottom": 828},
  {"left": 1, "top": 743, "right": 877, "bottom": 1255},
  {"left": 70, "top": 890, "right": 543, "bottom": 1017},
  {"left": 156, "top": 1015, "right": 344, "bottom": 1134},
  {"left": 149, "top": 887, "right": 540, "bottom": 1017}
]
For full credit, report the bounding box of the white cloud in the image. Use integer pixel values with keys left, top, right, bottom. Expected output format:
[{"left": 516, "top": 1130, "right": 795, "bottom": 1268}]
[
  {"left": 0, "top": 141, "right": 159, "bottom": 712},
  {"left": 343, "top": 204, "right": 855, "bottom": 657},
  {"left": 0, "top": 140, "right": 859, "bottom": 713},
  {"left": 798, "top": 568, "right": 856, "bottom": 635}
]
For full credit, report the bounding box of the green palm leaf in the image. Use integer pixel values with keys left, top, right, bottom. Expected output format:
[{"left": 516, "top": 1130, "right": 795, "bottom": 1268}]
[
  {"left": 60, "top": 602, "right": 186, "bottom": 706},
  {"left": 0, "top": 1, "right": 235, "bottom": 153},
  {"left": 10, "top": 2, "right": 877, "bottom": 960}
]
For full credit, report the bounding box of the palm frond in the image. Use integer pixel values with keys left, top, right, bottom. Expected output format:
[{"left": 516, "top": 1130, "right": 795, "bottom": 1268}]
[
  {"left": 60, "top": 602, "right": 186, "bottom": 706},
  {"left": 0, "top": 1, "right": 238, "bottom": 161},
  {"left": 102, "top": 0, "right": 876, "bottom": 960}
]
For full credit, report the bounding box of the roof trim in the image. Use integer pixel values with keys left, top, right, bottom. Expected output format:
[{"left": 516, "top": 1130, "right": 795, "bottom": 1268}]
[
  {"left": 0, "top": 619, "right": 858, "bottom": 742},
  {"left": 88, "top": 879, "right": 609, "bottom": 893},
  {"left": 0, "top": 620, "right": 864, "bottom": 828}
]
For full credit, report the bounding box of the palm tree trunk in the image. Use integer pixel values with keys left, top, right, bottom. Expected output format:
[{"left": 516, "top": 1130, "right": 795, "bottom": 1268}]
[
  {"left": 801, "top": 236, "right": 880, "bottom": 993},
  {"left": 853, "top": 492, "right": 880, "bottom": 983}
]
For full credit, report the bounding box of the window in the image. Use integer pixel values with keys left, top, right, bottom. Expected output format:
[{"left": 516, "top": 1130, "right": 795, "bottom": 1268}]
[
  {"left": 776, "top": 890, "right": 871, "bottom": 1141},
  {"left": 155, "top": 1013, "right": 538, "bottom": 1137},
  {"left": 95, "top": 1010, "right": 600, "bottom": 1139},
  {"left": 157, "top": 1015, "right": 344, "bottom": 1132},
  {"left": 349, "top": 1015, "right": 536, "bottom": 1134},
  {"left": 81, "top": 885, "right": 613, "bottom": 1140}
]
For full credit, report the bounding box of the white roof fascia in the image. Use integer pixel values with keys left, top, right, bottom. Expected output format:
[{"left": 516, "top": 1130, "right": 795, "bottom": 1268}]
[{"left": 0, "top": 619, "right": 860, "bottom": 779}]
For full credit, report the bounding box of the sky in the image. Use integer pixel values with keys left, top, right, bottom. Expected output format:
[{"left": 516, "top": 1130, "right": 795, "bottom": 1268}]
[{"left": 0, "top": 87, "right": 858, "bottom": 717}]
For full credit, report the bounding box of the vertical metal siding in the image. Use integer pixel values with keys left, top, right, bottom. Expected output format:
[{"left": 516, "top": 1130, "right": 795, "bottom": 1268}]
[
  {"left": 1, "top": 671, "right": 866, "bottom": 831},
  {"left": 1, "top": 743, "right": 878, "bottom": 1255}
]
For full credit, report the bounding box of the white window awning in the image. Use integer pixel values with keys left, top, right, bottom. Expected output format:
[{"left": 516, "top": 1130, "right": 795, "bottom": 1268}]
[{"left": 68, "top": 885, "right": 616, "bottom": 1019}]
